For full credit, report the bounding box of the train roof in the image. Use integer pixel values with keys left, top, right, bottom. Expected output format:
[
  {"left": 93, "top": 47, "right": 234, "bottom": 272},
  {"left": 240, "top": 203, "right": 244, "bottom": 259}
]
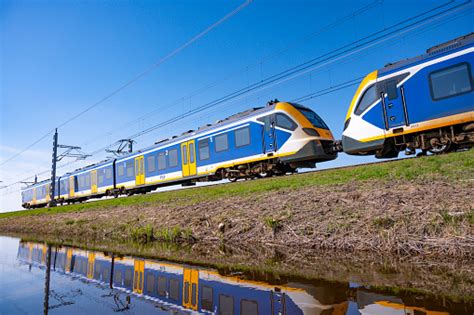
[
  {"left": 113, "top": 102, "right": 283, "bottom": 162},
  {"left": 379, "top": 32, "right": 474, "bottom": 76}
]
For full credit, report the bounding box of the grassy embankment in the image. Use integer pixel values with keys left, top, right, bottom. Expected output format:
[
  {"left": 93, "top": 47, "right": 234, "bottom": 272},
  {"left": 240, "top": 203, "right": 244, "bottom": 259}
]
[{"left": 0, "top": 149, "right": 473, "bottom": 257}]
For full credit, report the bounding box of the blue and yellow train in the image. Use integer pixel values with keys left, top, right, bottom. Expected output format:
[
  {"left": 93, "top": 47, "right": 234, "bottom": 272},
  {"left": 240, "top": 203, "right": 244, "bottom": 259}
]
[
  {"left": 342, "top": 33, "right": 473, "bottom": 158},
  {"left": 21, "top": 102, "right": 337, "bottom": 208},
  {"left": 19, "top": 241, "right": 467, "bottom": 314}
]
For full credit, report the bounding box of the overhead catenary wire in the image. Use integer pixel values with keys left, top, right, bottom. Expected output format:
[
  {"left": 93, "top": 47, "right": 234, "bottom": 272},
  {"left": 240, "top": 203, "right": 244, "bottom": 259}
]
[
  {"left": 2, "top": 0, "right": 384, "bottom": 180},
  {"left": 0, "top": 0, "right": 252, "bottom": 169},
  {"left": 124, "top": 0, "right": 470, "bottom": 140},
  {"left": 75, "top": 0, "right": 384, "bottom": 150}
]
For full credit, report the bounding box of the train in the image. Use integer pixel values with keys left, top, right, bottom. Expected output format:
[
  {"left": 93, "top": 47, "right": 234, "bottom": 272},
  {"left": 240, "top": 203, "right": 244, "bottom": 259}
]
[
  {"left": 20, "top": 33, "right": 474, "bottom": 208},
  {"left": 18, "top": 241, "right": 349, "bottom": 314},
  {"left": 21, "top": 102, "right": 337, "bottom": 209},
  {"left": 18, "top": 241, "right": 466, "bottom": 315},
  {"left": 342, "top": 32, "right": 473, "bottom": 158}
]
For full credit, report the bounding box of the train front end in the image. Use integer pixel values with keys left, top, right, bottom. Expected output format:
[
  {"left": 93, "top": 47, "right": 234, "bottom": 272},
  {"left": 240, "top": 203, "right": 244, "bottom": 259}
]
[{"left": 277, "top": 102, "right": 337, "bottom": 168}]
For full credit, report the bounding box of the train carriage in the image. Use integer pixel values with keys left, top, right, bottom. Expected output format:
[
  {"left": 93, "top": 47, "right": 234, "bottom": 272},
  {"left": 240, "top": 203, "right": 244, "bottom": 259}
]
[
  {"left": 342, "top": 32, "right": 474, "bottom": 158},
  {"left": 18, "top": 241, "right": 349, "bottom": 314},
  {"left": 22, "top": 101, "right": 336, "bottom": 208}
]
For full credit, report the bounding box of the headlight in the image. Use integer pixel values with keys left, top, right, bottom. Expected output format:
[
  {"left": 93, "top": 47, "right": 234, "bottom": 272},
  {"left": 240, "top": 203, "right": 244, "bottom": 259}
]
[
  {"left": 303, "top": 128, "right": 320, "bottom": 136},
  {"left": 343, "top": 118, "right": 351, "bottom": 131}
]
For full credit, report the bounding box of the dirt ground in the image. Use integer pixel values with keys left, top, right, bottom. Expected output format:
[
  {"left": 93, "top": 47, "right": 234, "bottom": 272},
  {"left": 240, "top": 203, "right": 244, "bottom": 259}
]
[{"left": 1, "top": 177, "right": 473, "bottom": 258}]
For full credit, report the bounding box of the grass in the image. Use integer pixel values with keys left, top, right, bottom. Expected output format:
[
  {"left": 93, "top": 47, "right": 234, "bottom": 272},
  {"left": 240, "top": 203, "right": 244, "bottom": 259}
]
[
  {"left": 127, "top": 223, "right": 193, "bottom": 244},
  {"left": 263, "top": 217, "right": 281, "bottom": 232},
  {"left": 1, "top": 149, "right": 472, "bottom": 219}
]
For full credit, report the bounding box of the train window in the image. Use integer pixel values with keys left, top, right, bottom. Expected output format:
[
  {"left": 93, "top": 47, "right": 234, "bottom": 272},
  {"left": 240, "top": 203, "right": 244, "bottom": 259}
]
[
  {"left": 118, "top": 164, "right": 125, "bottom": 177},
  {"left": 257, "top": 115, "right": 272, "bottom": 132},
  {"left": 241, "top": 300, "right": 258, "bottom": 315},
  {"left": 157, "top": 276, "right": 167, "bottom": 296},
  {"left": 125, "top": 269, "right": 133, "bottom": 287},
  {"left": 184, "top": 282, "right": 190, "bottom": 303},
  {"left": 158, "top": 153, "right": 167, "bottom": 170},
  {"left": 169, "top": 278, "right": 180, "bottom": 300},
  {"left": 219, "top": 294, "right": 234, "bottom": 315},
  {"left": 146, "top": 274, "right": 155, "bottom": 293},
  {"left": 169, "top": 149, "right": 178, "bottom": 167},
  {"left": 234, "top": 127, "right": 250, "bottom": 147},
  {"left": 126, "top": 161, "right": 134, "bottom": 177},
  {"left": 429, "top": 63, "right": 472, "bottom": 101},
  {"left": 98, "top": 173, "right": 104, "bottom": 185},
  {"left": 355, "top": 84, "right": 378, "bottom": 115},
  {"left": 276, "top": 113, "right": 297, "bottom": 131},
  {"left": 78, "top": 176, "right": 84, "bottom": 190},
  {"left": 94, "top": 264, "right": 101, "bottom": 279},
  {"left": 189, "top": 143, "right": 195, "bottom": 163},
  {"left": 105, "top": 168, "right": 112, "bottom": 179},
  {"left": 298, "top": 108, "right": 329, "bottom": 129},
  {"left": 385, "top": 80, "right": 398, "bottom": 100},
  {"left": 198, "top": 139, "right": 210, "bottom": 160},
  {"left": 114, "top": 270, "right": 122, "bottom": 284},
  {"left": 201, "top": 285, "right": 213, "bottom": 310},
  {"left": 182, "top": 145, "right": 188, "bottom": 165},
  {"left": 147, "top": 155, "right": 156, "bottom": 172},
  {"left": 378, "top": 73, "right": 408, "bottom": 100},
  {"left": 215, "top": 133, "right": 229, "bottom": 152},
  {"left": 102, "top": 268, "right": 109, "bottom": 282},
  {"left": 191, "top": 283, "right": 197, "bottom": 306}
]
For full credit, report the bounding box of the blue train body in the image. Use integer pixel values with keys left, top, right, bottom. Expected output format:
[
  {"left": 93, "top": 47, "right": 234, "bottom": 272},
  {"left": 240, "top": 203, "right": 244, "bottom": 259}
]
[
  {"left": 18, "top": 241, "right": 348, "bottom": 314},
  {"left": 342, "top": 33, "right": 474, "bottom": 157}
]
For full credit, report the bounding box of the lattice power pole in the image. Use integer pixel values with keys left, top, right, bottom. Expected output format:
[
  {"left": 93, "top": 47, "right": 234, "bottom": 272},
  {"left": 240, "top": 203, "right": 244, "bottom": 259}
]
[
  {"left": 49, "top": 129, "right": 90, "bottom": 207},
  {"left": 49, "top": 129, "right": 58, "bottom": 207}
]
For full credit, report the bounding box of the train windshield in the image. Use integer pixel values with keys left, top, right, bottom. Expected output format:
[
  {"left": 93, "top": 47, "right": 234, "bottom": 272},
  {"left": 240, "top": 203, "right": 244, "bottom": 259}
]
[{"left": 298, "top": 108, "right": 329, "bottom": 129}]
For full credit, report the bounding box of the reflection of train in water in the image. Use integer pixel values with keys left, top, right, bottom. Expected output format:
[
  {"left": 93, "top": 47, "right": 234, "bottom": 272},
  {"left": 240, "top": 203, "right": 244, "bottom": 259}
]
[
  {"left": 18, "top": 241, "right": 348, "bottom": 314},
  {"left": 17, "top": 241, "right": 470, "bottom": 315}
]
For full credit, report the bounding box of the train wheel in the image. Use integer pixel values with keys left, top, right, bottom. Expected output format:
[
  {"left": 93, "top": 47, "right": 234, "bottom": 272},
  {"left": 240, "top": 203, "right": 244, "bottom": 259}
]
[{"left": 429, "top": 138, "right": 451, "bottom": 154}]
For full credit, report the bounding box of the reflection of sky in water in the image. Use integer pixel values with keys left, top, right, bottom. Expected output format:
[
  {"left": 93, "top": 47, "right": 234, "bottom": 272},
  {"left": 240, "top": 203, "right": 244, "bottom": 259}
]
[
  {"left": 0, "top": 235, "right": 471, "bottom": 315},
  {"left": 0, "top": 236, "right": 172, "bottom": 314}
]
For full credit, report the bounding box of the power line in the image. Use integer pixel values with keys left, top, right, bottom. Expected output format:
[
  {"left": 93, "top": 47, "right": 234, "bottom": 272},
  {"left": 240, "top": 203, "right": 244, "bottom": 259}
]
[
  {"left": 74, "top": 0, "right": 383, "bottom": 151},
  {"left": 0, "top": 130, "right": 54, "bottom": 168},
  {"left": 0, "top": 0, "right": 384, "bottom": 180},
  {"left": 124, "top": 0, "right": 469, "bottom": 140},
  {"left": 0, "top": 0, "right": 252, "bottom": 168}
]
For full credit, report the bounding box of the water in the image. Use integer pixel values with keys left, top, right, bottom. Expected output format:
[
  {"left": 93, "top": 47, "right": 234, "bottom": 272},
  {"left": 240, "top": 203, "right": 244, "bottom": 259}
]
[{"left": 0, "top": 235, "right": 472, "bottom": 315}]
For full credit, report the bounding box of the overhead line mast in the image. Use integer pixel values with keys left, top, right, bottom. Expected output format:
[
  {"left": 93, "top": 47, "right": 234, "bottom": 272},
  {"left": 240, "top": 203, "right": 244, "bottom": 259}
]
[{"left": 49, "top": 129, "right": 90, "bottom": 207}]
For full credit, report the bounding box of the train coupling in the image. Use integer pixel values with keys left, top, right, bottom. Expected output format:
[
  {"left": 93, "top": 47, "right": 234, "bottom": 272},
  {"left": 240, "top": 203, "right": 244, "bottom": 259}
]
[{"left": 331, "top": 140, "right": 343, "bottom": 153}]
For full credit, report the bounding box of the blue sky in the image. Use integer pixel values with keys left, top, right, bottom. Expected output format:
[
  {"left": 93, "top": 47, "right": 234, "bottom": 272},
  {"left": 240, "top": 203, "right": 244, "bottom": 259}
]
[{"left": 0, "top": 0, "right": 472, "bottom": 211}]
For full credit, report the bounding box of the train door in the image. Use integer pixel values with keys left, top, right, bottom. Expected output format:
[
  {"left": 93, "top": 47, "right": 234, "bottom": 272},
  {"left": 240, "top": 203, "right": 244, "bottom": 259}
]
[
  {"left": 181, "top": 140, "right": 197, "bottom": 177},
  {"left": 32, "top": 188, "right": 37, "bottom": 205},
  {"left": 42, "top": 245, "right": 47, "bottom": 264},
  {"left": 133, "top": 260, "right": 145, "bottom": 294},
  {"left": 183, "top": 268, "right": 199, "bottom": 310},
  {"left": 65, "top": 249, "right": 73, "bottom": 273},
  {"left": 90, "top": 170, "right": 98, "bottom": 194},
  {"left": 261, "top": 115, "right": 276, "bottom": 153},
  {"left": 45, "top": 185, "right": 50, "bottom": 203},
  {"left": 69, "top": 176, "right": 75, "bottom": 198},
  {"left": 87, "top": 253, "right": 95, "bottom": 279},
  {"left": 134, "top": 156, "right": 145, "bottom": 186},
  {"left": 380, "top": 77, "right": 409, "bottom": 130},
  {"left": 271, "top": 289, "right": 286, "bottom": 315}
]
